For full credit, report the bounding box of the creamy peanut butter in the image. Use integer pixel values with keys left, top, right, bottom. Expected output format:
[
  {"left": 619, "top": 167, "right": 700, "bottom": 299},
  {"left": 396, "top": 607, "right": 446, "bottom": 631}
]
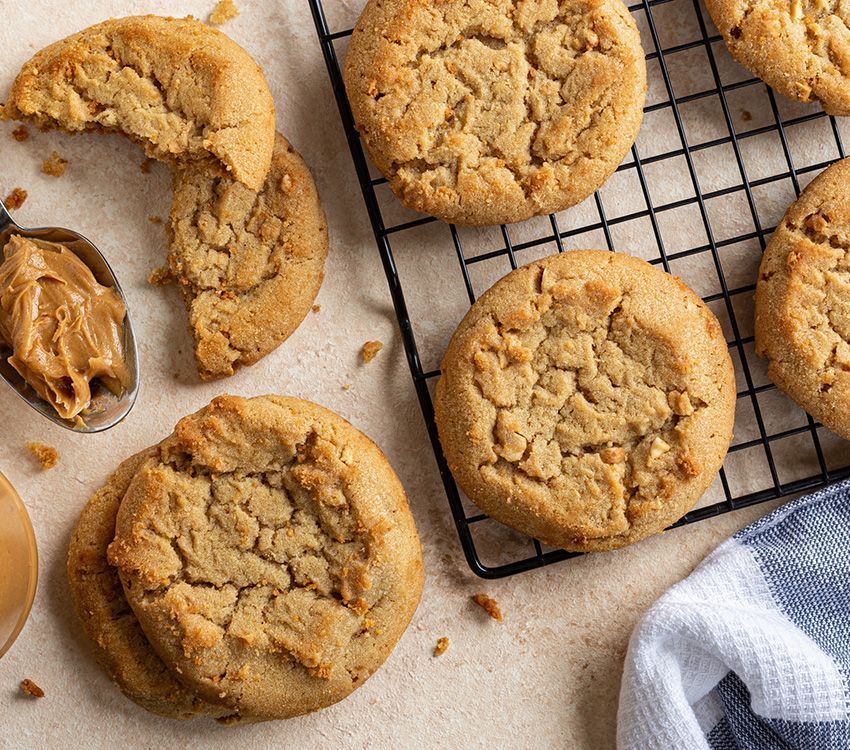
[{"left": 0, "top": 235, "right": 130, "bottom": 420}]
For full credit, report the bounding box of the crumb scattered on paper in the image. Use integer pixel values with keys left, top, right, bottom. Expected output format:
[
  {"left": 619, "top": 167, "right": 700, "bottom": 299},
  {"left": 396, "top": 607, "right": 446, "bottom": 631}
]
[
  {"left": 148, "top": 215, "right": 162, "bottom": 225},
  {"left": 472, "top": 593, "right": 503, "bottom": 622},
  {"left": 362, "top": 340, "right": 383, "bottom": 363},
  {"left": 140, "top": 158, "right": 155, "bottom": 174},
  {"left": 433, "top": 637, "right": 449, "bottom": 657},
  {"left": 741, "top": 110, "right": 752, "bottom": 122},
  {"left": 148, "top": 266, "right": 172, "bottom": 286},
  {"left": 11, "top": 125, "right": 29, "bottom": 142},
  {"left": 41, "top": 152, "right": 68, "bottom": 177},
  {"left": 26, "top": 442, "right": 58, "bottom": 470},
  {"left": 4, "top": 187, "right": 27, "bottom": 210},
  {"left": 208, "top": 0, "right": 239, "bottom": 25},
  {"left": 342, "top": 383, "right": 352, "bottom": 391},
  {"left": 312, "top": 304, "right": 321, "bottom": 314},
  {"left": 20, "top": 679, "right": 44, "bottom": 698}
]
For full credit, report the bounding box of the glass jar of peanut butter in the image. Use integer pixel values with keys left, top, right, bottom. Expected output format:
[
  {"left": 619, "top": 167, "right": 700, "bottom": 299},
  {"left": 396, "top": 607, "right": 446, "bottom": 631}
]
[{"left": 0, "top": 471, "right": 37, "bottom": 659}]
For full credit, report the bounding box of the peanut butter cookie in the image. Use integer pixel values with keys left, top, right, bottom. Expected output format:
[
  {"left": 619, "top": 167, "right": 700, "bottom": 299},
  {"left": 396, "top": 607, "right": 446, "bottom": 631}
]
[
  {"left": 755, "top": 158, "right": 850, "bottom": 439},
  {"left": 3, "top": 15, "right": 275, "bottom": 190},
  {"left": 168, "top": 133, "right": 328, "bottom": 380},
  {"left": 434, "top": 250, "right": 736, "bottom": 551},
  {"left": 344, "top": 0, "right": 646, "bottom": 226},
  {"left": 107, "top": 395, "right": 424, "bottom": 720},
  {"left": 67, "top": 448, "right": 238, "bottom": 721},
  {"left": 705, "top": 0, "right": 850, "bottom": 115}
]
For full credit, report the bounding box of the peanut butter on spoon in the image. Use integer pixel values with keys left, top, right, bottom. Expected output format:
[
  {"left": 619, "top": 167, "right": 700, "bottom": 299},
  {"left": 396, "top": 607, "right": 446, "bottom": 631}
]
[{"left": 0, "top": 235, "right": 130, "bottom": 420}]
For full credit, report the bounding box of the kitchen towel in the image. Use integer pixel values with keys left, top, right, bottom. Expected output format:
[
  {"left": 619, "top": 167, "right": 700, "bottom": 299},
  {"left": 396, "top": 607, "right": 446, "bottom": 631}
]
[{"left": 617, "top": 480, "right": 850, "bottom": 750}]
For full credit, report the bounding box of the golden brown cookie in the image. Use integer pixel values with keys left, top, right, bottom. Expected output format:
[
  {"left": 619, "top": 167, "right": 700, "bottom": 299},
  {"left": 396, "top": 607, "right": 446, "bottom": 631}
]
[
  {"left": 755, "top": 158, "right": 850, "bottom": 439},
  {"left": 107, "top": 395, "right": 424, "bottom": 720},
  {"left": 434, "top": 250, "right": 736, "bottom": 551},
  {"left": 168, "top": 133, "right": 328, "bottom": 380},
  {"left": 344, "top": 0, "right": 646, "bottom": 226},
  {"left": 3, "top": 15, "right": 275, "bottom": 190},
  {"left": 705, "top": 0, "right": 850, "bottom": 115},
  {"left": 67, "top": 448, "right": 238, "bottom": 721}
]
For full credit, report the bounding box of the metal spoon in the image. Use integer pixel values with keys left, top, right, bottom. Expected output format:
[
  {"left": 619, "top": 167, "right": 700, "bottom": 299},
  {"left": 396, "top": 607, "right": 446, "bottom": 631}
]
[{"left": 0, "top": 198, "right": 139, "bottom": 433}]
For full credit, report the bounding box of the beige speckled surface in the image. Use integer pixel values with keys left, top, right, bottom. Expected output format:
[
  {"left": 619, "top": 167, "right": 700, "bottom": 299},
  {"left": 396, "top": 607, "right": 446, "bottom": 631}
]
[{"left": 1, "top": 1, "right": 849, "bottom": 748}]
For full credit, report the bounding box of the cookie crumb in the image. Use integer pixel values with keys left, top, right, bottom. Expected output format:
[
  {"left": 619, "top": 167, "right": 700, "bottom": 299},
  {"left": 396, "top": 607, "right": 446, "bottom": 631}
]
[
  {"left": 148, "top": 215, "right": 162, "bottom": 225},
  {"left": 208, "top": 0, "right": 239, "bottom": 25},
  {"left": 741, "top": 110, "right": 752, "bottom": 122},
  {"left": 4, "top": 187, "right": 28, "bottom": 210},
  {"left": 472, "top": 593, "right": 503, "bottom": 622},
  {"left": 26, "top": 442, "right": 58, "bottom": 470},
  {"left": 148, "top": 266, "right": 173, "bottom": 286},
  {"left": 362, "top": 340, "right": 383, "bottom": 363},
  {"left": 312, "top": 304, "right": 321, "bottom": 314},
  {"left": 19, "top": 679, "right": 44, "bottom": 698},
  {"left": 342, "top": 383, "right": 352, "bottom": 391},
  {"left": 140, "top": 158, "right": 155, "bottom": 174},
  {"left": 11, "top": 125, "right": 30, "bottom": 142},
  {"left": 41, "top": 152, "right": 68, "bottom": 177},
  {"left": 433, "top": 636, "right": 449, "bottom": 657}
]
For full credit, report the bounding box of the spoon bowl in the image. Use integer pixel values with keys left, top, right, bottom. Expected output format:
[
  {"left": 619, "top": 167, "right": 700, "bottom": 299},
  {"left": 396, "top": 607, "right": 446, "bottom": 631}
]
[{"left": 0, "top": 199, "right": 139, "bottom": 433}]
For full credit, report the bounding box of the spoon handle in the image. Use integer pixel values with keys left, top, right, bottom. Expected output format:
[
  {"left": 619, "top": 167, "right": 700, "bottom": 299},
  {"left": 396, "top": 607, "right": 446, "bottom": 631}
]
[{"left": 0, "top": 198, "right": 15, "bottom": 235}]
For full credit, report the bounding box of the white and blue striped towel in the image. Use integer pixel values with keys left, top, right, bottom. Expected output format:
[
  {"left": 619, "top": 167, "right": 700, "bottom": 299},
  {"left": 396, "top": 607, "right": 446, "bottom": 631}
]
[{"left": 618, "top": 481, "right": 850, "bottom": 750}]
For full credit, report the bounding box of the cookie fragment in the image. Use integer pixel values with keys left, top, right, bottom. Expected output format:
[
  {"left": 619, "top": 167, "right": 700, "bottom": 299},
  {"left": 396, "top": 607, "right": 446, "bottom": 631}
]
[
  {"left": 11, "top": 125, "right": 29, "bottom": 142},
  {"left": 433, "top": 636, "right": 449, "bottom": 656},
  {"left": 208, "top": 0, "right": 239, "bottom": 25},
  {"left": 26, "top": 442, "right": 58, "bottom": 470},
  {"left": 19, "top": 679, "right": 44, "bottom": 698},
  {"left": 4, "top": 15, "right": 276, "bottom": 191},
  {"left": 4, "top": 187, "right": 27, "bottom": 209},
  {"left": 147, "top": 267, "right": 172, "bottom": 286},
  {"left": 168, "top": 133, "right": 327, "bottom": 380},
  {"left": 362, "top": 340, "right": 383, "bottom": 363},
  {"left": 472, "top": 594, "right": 503, "bottom": 622},
  {"left": 41, "top": 152, "right": 67, "bottom": 177}
]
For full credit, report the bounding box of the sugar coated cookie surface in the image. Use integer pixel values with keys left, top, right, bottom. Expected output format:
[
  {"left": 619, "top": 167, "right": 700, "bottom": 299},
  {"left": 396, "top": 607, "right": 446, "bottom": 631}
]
[
  {"left": 344, "top": 0, "right": 646, "bottom": 225},
  {"left": 755, "top": 157, "right": 850, "bottom": 439},
  {"left": 435, "top": 250, "right": 736, "bottom": 551},
  {"left": 107, "top": 395, "right": 424, "bottom": 720},
  {"left": 705, "top": 0, "right": 850, "bottom": 115},
  {"left": 67, "top": 449, "right": 237, "bottom": 721},
  {"left": 169, "top": 133, "right": 328, "bottom": 380},
  {"left": 3, "top": 15, "right": 275, "bottom": 190}
]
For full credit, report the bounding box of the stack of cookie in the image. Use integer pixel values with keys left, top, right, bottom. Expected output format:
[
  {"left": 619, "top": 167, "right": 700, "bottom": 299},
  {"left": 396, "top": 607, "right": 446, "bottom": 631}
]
[
  {"left": 3, "top": 15, "right": 328, "bottom": 380},
  {"left": 68, "top": 395, "right": 424, "bottom": 722}
]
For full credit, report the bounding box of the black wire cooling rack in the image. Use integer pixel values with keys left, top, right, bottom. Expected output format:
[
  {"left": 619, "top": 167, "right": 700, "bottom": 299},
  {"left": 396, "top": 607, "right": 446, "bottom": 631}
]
[{"left": 310, "top": 0, "right": 850, "bottom": 578}]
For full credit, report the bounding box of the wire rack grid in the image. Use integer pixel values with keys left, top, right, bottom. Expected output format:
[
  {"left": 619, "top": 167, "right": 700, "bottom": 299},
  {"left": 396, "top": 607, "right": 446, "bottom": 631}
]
[{"left": 310, "top": 0, "right": 850, "bottom": 578}]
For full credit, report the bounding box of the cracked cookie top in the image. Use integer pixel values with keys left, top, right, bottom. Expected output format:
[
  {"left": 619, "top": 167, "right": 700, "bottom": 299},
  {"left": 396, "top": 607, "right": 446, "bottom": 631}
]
[
  {"left": 68, "top": 448, "right": 237, "bottom": 721},
  {"left": 3, "top": 15, "right": 275, "bottom": 190},
  {"left": 434, "top": 250, "right": 735, "bottom": 551},
  {"left": 343, "top": 0, "right": 646, "bottom": 225},
  {"left": 705, "top": 0, "right": 850, "bottom": 114},
  {"left": 107, "top": 395, "right": 423, "bottom": 720},
  {"left": 168, "top": 133, "right": 328, "bottom": 380},
  {"left": 755, "top": 157, "right": 850, "bottom": 439}
]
